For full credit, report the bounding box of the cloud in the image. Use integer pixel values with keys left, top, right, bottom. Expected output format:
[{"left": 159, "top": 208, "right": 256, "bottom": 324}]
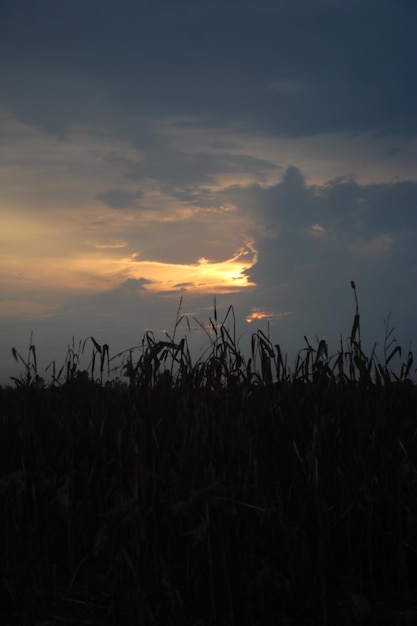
[
  {"left": 234, "top": 167, "right": 417, "bottom": 312},
  {"left": 0, "top": 61, "right": 104, "bottom": 138},
  {"left": 1, "top": 1, "right": 415, "bottom": 139},
  {"left": 305, "top": 224, "right": 327, "bottom": 238},
  {"left": 100, "top": 133, "right": 279, "bottom": 193},
  {"left": 86, "top": 238, "right": 128, "bottom": 249},
  {"left": 107, "top": 277, "right": 154, "bottom": 294},
  {"left": 96, "top": 189, "right": 144, "bottom": 209},
  {"left": 218, "top": 167, "right": 416, "bottom": 361},
  {"left": 346, "top": 234, "right": 394, "bottom": 258}
]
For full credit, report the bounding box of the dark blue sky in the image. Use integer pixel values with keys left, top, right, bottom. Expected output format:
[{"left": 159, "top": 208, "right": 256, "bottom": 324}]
[{"left": 1, "top": 0, "right": 416, "bottom": 136}]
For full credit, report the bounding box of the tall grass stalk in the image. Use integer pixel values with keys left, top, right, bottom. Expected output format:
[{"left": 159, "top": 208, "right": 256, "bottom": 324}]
[{"left": 1, "top": 285, "right": 416, "bottom": 625}]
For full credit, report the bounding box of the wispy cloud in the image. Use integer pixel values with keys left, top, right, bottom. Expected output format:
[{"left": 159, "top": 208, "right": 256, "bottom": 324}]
[
  {"left": 85, "top": 238, "right": 129, "bottom": 249},
  {"left": 96, "top": 189, "right": 144, "bottom": 210}
]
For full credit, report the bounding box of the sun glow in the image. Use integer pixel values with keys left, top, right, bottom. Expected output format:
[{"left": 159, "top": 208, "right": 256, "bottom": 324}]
[
  {"left": 122, "top": 245, "right": 257, "bottom": 294},
  {"left": 1, "top": 241, "right": 258, "bottom": 319},
  {"left": 0, "top": 202, "right": 258, "bottom": 317},
  {"left": 246, "top": 309, "right": 294, "bottom": 323}
]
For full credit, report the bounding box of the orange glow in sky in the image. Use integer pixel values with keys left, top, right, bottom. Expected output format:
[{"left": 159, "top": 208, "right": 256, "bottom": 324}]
[
  {"left": 122, "top": 244, "right": 257, "bottom": 294},
  {"left": 246, "top": 309, "right": 294, "bottom": 323},
  {"left": 0, "top": 226, "right": 258, "bottom": 319},
  {"left": 0, "top": 201, "right": 258, "bottom": 310}
]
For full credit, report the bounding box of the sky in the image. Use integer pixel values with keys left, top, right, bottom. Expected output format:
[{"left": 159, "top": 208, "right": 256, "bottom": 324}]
[{"left": 1, "top": 0, "right": 416, "bottom": 385}]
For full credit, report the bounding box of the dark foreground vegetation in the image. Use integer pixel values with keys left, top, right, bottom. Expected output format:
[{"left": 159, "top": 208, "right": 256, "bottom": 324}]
[{"left": 1, "top": 288, "right": 417, "bottom": 625}]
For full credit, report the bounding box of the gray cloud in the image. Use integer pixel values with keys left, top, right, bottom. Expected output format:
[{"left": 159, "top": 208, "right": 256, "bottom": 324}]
[
  {"left": 104, "top": 277, "right": 153, "bottom": 294},
  {"left": 1, "top": 0, "right": 415, "bottom": 138},
  {"left": 221, "top": 167, "right": 417, "bottom": 351},
  {"left": 239, "top": 166, "right": 417, "bottom": 287},
  {"left": 96, "top": 189, "right": 144, "bottom": 209},
  {"left": 100, "top": 139, "right": 278, "bottom": 191},
  {"left": 0, "top": 61, "right": 104, "bottom": 138}
]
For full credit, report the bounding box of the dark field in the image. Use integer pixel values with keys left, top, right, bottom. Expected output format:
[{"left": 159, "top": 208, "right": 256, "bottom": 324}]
[{"left": 1, "top": 295, "right": 417, "bottom": 625}]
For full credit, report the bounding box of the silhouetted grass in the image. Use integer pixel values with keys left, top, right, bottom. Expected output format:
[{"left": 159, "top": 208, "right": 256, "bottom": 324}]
[{"left": 1, "top": 285, "right": 417, "bottom": 625}]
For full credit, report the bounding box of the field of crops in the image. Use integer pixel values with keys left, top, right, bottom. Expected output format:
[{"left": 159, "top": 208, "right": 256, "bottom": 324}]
[{"left": 1, "top": 289, "right": 417, "bottom": 625}]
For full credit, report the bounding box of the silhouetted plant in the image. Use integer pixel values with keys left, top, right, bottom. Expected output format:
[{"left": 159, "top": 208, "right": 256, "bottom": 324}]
[{"left": 1, "top": 284, "right": 416, "bottom": 625}]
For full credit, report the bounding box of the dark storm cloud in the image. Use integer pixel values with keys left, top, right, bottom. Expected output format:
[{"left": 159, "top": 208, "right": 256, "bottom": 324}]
[
  {"left": 96, "top": 189, "right": 144, "bottom": 210},
  {"left": 1, "top": 0, "right": 415, "bottom": 137},
  {"left": 100, "top": 125, "right": 278, "bottom": 190},
  {"left": 142, "top": 151, "right": 278, "bottom": 189},
  {"left": 199, "top": 164, "right": 416, "bottom": 358},
  {"left": 0, "top": 62, "right": 103, "bottom": 138},
  {"left": 100, "top": 146, "right": 279, "bottom": 195},
  {"left": 89, "top": 278, "right": 154, "bottom": 310},
  {"left": 235, "top": 168, "right": 417, "bottom": 307},
  {"left": 110, "top": 277, "right": 153, "bottom": 292}
]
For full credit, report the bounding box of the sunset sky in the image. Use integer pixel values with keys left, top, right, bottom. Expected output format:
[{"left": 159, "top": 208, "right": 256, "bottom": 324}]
[{"left": 1, "top": 0, "right": 416, "bottom": 384}]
